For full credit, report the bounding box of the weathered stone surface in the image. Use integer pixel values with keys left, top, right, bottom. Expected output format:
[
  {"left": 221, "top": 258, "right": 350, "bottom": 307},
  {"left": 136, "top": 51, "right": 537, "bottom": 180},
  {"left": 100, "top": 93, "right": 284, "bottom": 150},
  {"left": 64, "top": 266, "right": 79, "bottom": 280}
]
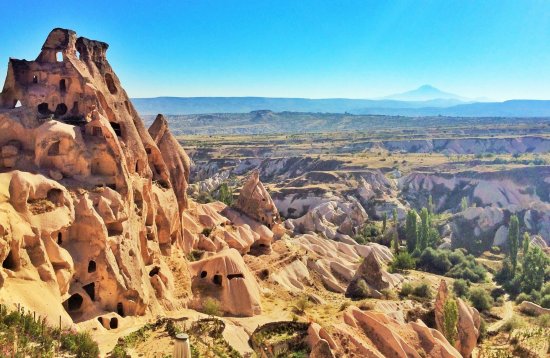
[
  {"left": 234, "top": 170, "right": 280, "bottom": 228},
  {"left": 345, "top": 251, "right": 403, "bottom": 299}
]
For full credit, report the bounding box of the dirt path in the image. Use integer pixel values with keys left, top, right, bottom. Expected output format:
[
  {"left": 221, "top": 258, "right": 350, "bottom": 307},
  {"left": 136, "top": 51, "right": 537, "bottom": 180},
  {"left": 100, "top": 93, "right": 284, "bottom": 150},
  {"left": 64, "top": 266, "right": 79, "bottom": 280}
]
[{"left": 488, "top": 300, "right": 513, "bottom": 333}]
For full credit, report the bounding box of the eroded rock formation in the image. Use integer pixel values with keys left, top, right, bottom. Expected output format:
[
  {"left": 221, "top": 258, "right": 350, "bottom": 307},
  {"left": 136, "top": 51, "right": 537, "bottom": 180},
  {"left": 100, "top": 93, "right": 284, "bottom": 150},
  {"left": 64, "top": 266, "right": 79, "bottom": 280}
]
[{"left": 0, "top": 28, "right": 191, "bottom": 327}]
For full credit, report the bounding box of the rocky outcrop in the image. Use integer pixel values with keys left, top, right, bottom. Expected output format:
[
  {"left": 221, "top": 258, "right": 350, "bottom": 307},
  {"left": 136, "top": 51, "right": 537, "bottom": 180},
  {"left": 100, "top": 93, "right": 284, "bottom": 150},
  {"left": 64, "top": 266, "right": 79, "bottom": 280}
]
[
  {"left": 434, "top": 280, "right": 481, "bottom": 357},
  {"left": 518, "top": 301, "right": 550, "bottom": 316},
  {"left": 322, "top": 307, "right": 462, "bottom": 357},
  {"left": 189, "top": 248, "right": 261, "bottom": 316},
  {"left": 234, "top": 170, "right": 280, "bottom": 228},
  {"left": 0, "top": 28, "right": 192, "bottom": 327},
  {"left": 346, "top": 251, "right": 403, "bottom": 299}
]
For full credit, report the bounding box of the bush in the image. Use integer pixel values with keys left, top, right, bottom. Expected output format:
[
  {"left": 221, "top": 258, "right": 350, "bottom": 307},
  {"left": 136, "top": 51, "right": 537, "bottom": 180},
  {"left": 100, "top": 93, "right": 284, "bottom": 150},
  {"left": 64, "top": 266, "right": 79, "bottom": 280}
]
[
  {"left": 417, "top": 248, "right": 485, "bottom": 283},
  {"left": 390, "top": 251, "right": 416, "bottom": 271},
  {"left": 400, "top": 283, "right": 413, "bottom": 297},
  {"left": 203, "top": 297, "right": 221, "bottom": 316},
  {"left": 60, "top": 331, "right": 100, "bottom": 358},
  {"left": 515, "top": 292, "right": 531, "bottom": 304},
  {"left": 443, "top": 299, "right": 459, "bottom": 345},
  {"left": 452, "top": 279, "right": 470, "bottom": 298},
  {"left": 418, "top": 248, "right": 451, "bottom": 274},
  {"left": 499, "top": 315, "right": 525, "bottom": 333},
  {"left": 412, "top": 282, "right": 432, "bottom": 299},
  {"left": 469, "top": 288, "right": 493, "bottom": 312},
  {"left": 540, "top": 295, "right": 550, "bottom": 309},
  {"left": 536, "top": 314, "right": 550, "bottom": 328},
  {"left": 294, "top": 295, "right": 311, "bottom": 314}
]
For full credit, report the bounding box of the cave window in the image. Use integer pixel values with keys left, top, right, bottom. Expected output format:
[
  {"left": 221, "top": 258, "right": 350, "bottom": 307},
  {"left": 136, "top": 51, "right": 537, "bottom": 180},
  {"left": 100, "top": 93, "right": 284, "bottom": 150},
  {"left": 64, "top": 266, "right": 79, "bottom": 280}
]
[
  {"left": 110, "top": 317, "right": 118, "bottom": 329},
  {"left": 48, "top": 141, "right": 60, "bottom": 156},
  {"left": 212, "top": 274, "right": 222, "bottom": 286},
  {"left": 76, "top": 50, "right": 81, "bottom": 60},
  {"left": 67, "top": 293, "right": 83, "bottom": 311},
  {"left": 38, "top": 102, "right": 50, "bottom": 115},
  {"left": 47, "top": 188, "right": 63, "bottom": 206},
  {"left": 32, "top": 75, "right": 38, "bottom": 84},
  {"left": 105, "top": 73, "right": 117, "bottom": 94},
  {"left": 56, "top": 52, "right": 63, "bottom": 62},
  {"left": 145, "top": 147, "right": 152, "bottom": 155},
  {"left": 14, "top": 100, "right": 22, "bottom": 108},
  {"left": 110, "top": 122, "right": 122, "bottom": 137},
  {"left": 227, "top": 273, "right": 244, "bottom": 280},
  {"left": 57, "top": 232, "right": 63, "bottom": 245},
  {"left": 60, "top": 79, "right": 66, "bottom": 94},
  {"left": 54, "top": 103, "right": 68, "bottom": 117},
  {"left": 200, "top": 271, "right": 207, "bottom": 278},
  {"left": 117, "top": 302, "right": 125, "bottom": 317},
  {"left": 97, "top": 317, "right": 104, "bottom": 326},
  {"left": 88, "top": 260, "right": 96, "bottom": 273},
  {"left": 106, "top": 183, "right": 117, "bottom": 191},
  {"left": 83, "top": 282, "right": 95, "bottom": 301},
  {"left": 148, "top": 266, "right": 160, "bottom": 277},
  {"left": 2, "top": 249, "right": 17, "bottom": 270}
]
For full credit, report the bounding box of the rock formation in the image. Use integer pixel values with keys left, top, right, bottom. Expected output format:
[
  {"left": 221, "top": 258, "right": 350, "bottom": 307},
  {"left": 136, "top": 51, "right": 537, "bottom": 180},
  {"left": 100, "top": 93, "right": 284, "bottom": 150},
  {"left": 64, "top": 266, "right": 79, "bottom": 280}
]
[
  {"left": 0, "top": 28, "right": 191, "bottom": 327},
  {"left": 346, "top": 251, "right": 403, "bottom": 299},
  {"left": 434, "top": 280, "right": 481, "bottom": 357},
  {"left": 234, "top": 170, "right": 280, "bottom": 228}
]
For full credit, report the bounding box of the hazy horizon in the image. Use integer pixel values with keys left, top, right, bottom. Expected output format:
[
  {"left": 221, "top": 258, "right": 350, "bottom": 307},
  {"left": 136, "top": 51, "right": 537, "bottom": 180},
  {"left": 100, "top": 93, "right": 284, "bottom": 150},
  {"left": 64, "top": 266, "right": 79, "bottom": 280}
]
[{"left": 1, "top": 1, "right": 549, "bottom": 101}]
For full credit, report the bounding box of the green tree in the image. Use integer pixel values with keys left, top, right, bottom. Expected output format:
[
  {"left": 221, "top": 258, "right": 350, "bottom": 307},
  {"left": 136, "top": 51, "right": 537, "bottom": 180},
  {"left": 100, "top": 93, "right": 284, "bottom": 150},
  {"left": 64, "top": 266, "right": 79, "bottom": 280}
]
[
  {"left": 443, "top": 298, "right": 459, "bottom": 345},
  {"left": 392, "top": 208, "right": 398, "bottom": 226},
  {"left": 461, "top": 197, "right": 468, "bottom": 212},
  {"left": 217, "top": 183, "right": 234, "bottom": 206},
  {"left": 392, "top": 230, "right": 399, "bottom": 253},
  {"left": 405, "top": 210, "right": 418, "bottom": 253},
  {"left": 522, "top": 232, "right": 530, "bottom": 256},
  {"left": 418, "top": 208, "right": 430, "bottom": 251},
  {"left": 521, "top": 246, "right": 549, "bottom": 293},
  {"left": 382, "top": 212, "right": 387, "bottom": 233},
  {"left": 508, "top": 215, "right": 519, "bottom": 276},
  {"left": 428, "top": 194, "right": 434, "bottom": 215}
]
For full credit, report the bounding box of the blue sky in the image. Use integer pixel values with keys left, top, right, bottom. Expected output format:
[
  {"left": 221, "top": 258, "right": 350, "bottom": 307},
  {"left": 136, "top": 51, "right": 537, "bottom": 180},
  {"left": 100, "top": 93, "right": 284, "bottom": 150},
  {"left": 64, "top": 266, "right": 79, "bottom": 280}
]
[{"left": 0, "top": 0, "right": 549, "bottom": 100}]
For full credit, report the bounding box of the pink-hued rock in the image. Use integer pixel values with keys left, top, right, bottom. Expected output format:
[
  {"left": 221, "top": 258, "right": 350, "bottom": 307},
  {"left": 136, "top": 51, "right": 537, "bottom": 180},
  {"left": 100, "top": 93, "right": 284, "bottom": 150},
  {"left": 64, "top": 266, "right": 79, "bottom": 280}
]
[
  {"left": 189, "top": 248, "right": 261, "bottom": 316},
  {"left": 234, "top": 170, "right": 281, "bottom": 228}
]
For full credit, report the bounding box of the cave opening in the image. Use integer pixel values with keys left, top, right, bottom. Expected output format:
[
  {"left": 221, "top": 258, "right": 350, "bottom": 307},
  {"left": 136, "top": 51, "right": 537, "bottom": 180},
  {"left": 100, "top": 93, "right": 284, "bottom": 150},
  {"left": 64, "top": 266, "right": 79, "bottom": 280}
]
[
  {"left": 46, "top": 188, "right": 63, "bottom": 205},
  {"left": 59, "top": 79, "right": 66, "bottom": 93},
  {"left": 67, "top": 293, "right": 83, "bottom": 311},
  {"left": 105, "top": 73, "right": 117, "bottom": 94},
  {"left": 88, "top": 260, "right": 96, "bottom": 273},
  {"left": 110, "top": 317, "right": 118, "bottom": 329},
  {"left": 148, "top": 266, "right": 160, "bottom": 277},
  {"left": 57, "top": 232, "right": 62, "bottom": 245},
  {"left": 14, "top": 100, "right": 22, "bottom": 108},
  {"left": 109, "top": 122, "right": 122, "bottom": 137},
  {"left": 2, "top": 249, "right": 17, "bottom": 270},
  {"left": 212, "top": 274, "right": 222, "bottom": 286},
  {"left": 200, "top": 271, "right": 207, "bottom": 278},
  {"left": 117, "top": 302, "right": 125, "bottom": 317},
  {"left": 55, "top": 103, "right": 68, "bottom": 117},
  {"left": 227, "top": 273, "right": 244, "bottom": 280},
  {"left": 47, "top": 141, "right": 60, "bottom": 156},
  {"left": 32, "top": 75, "right": 38, "bottom": 84},
  {"left": 56, "top": 52, "right": 63, "bottom": 62},
  {"left": 37, "top": 102, "right": 50, "bottom": 115},
  {"left": 83, "top": 282, "right": 95, "bottom": 301}
]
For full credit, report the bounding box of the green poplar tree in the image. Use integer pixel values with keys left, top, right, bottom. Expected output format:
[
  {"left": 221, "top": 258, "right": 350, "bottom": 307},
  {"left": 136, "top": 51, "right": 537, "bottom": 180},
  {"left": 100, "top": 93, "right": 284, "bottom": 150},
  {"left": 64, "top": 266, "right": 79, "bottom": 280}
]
[
  {"left": 418, "top": 207, "right": 430, "bottom": 251},
  {"left": 405, "top": 210, "right": 418, "bottom": 253},
  {"left": 382, "top": 212, "right": 387, "bottom": 233},
  {"left": 443, "top": 298, "right": 459, "bottom": 345},
  {"left": 508, "top": 215, "right": 519, "bottom": 276}
]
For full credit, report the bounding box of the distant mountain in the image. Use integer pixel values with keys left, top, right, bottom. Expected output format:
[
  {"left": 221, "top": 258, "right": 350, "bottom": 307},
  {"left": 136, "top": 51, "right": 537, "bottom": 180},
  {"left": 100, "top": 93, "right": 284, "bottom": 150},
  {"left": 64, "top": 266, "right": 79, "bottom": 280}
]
[
  {"left": 382, "top": 85, "right": 468, "bottom": 102},
  {"left": 131, "top": 96, "right": 468, "bottom": 115}
]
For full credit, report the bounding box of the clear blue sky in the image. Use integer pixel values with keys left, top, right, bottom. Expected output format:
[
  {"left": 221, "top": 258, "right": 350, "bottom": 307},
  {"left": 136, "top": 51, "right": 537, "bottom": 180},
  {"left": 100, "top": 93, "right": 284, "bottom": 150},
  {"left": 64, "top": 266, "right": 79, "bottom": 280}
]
[{"left": 1, "top": 0, "right": 549, "bottom": 100}]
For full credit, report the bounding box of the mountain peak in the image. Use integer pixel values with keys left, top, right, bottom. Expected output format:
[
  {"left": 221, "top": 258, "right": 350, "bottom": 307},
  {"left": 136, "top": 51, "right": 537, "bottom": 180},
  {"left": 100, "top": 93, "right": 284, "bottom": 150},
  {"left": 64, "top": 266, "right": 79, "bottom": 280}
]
[{"left": 383, "top": 85, "right": 467, "bottom": 102}]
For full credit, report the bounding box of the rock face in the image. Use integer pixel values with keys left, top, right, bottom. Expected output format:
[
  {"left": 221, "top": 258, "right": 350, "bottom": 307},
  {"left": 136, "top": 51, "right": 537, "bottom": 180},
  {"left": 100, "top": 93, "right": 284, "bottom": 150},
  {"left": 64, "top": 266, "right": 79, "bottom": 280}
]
[
  {"left": 0, "top": 28, "right": 192, "bottom": 327},
  {"left": 234, "top": 170, "right": 280, "bottom": 228},
  {"left": 345, "top": 251, "right": 403, "bottom": 299},
  {"left": 189, "top": 248, "right": 261, "bottom": 316},
  {"left": 325, "top": 307, "right": 462, "bottom": 357},
  {"left": 434, "top": 280, "right": 481, "bottom": 357}
]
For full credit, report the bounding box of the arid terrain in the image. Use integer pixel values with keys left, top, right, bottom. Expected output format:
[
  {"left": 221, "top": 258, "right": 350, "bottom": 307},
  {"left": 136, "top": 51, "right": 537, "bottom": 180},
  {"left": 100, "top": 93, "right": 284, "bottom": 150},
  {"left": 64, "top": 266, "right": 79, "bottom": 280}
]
[{"left": 0, "top": 28, "right": 548, "bottom": 358}]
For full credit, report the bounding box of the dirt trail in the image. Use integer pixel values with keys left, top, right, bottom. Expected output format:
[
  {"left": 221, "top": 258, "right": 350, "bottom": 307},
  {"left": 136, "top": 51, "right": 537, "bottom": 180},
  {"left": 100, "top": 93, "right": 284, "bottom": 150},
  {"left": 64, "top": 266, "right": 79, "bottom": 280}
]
[{"left": 488, "top": 300, "right": 513, "bottom": 333}]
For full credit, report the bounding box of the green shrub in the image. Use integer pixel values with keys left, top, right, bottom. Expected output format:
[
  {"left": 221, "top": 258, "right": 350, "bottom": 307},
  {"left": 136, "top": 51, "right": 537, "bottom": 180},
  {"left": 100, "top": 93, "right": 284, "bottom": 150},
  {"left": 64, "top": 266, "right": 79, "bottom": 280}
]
[
  {"left": 412, "top": 282, "right": 432, "bottom": 299},
  {"left": 452, "top": 279, "right": 470, "bottom": 298},
  {"left": 499, "top": 315, "right": 525, "bottom": 333},
  {"left": 540, "top": 295, "right": 550, "bottom": 309},
  {"left": 536, "top": 314, "right": 550, "bottom": 328},
  {"left": 443, "top": 298, "right": 459, "bottom": 345},
  {"left": 469, "top": 288, "right": 493, "bottom": 312},
  {"left": 390, "top": 251, "right": 416, "bottom": 271},
  {"left": 400, "top": 283, "right": 413, "bottom": 297},
  {"left": 60, "top": 331, "right": 100, "bottom": 358},
  {"left": 203, "top": 297, "right": 221, "bottom": 316}
]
